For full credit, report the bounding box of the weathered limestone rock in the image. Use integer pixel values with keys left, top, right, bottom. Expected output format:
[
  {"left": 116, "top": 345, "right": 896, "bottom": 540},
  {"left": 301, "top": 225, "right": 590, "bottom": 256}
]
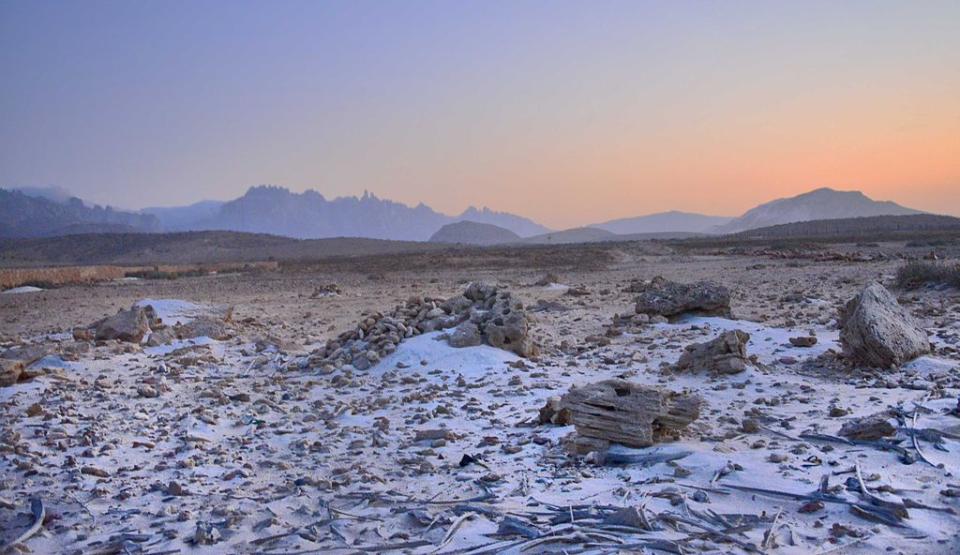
[
  {"left": 95, "top": 306, "right": 150, "bottom": 343},
  {"left": 675, "top": 330, "right": 750, "bottom": 375},
  {"left": 538, "top": 396, "right": 570, "bottom": 425},
  {"left": 789, "top": 336, "right": 818, "bottom": 347},
  {"left": 447, "top": 322, "right": 482, "bottom": 348},
  {"left": 0, "top": 359, "right": 24, "bottom": 387},
  {"left": 178, "top": 316, "right": 231, "bottom": 341},
  {"left": 839, "top": 282, "right": 931, "bottom": 368},
  {"left": 559, "top": 380, "right": 702, "bottom": 454},
  {"left": 632, "top": 276, "right": 731, "bottom": 318},
  {"left": 838, "top": 413, "right": 896, "bottom": 440},
  {"left": 145, "top": 327, "right": 177, "bottom": 347}
]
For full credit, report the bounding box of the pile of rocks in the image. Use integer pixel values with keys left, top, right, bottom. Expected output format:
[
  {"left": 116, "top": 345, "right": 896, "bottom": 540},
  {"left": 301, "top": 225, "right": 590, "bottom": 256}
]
[
  {"left": 77, "top": 304, "right": 234, "bottom": 346},
  {"left": 308, "top": 282, "right": 538, "bottom": 371},
  {"left": 628, "top": 276, "right": 731, "bottom": 319}
]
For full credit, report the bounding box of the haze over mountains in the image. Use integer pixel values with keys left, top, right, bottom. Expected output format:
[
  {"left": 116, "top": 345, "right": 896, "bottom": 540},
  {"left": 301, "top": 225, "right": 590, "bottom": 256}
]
[{"left": 0, "top": 185, "right": 932, "bottom": 242}]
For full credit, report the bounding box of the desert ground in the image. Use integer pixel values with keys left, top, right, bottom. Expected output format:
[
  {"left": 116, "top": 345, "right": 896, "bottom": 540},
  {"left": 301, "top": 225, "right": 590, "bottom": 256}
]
[{"left": 2, "top": 240, "right": 959, "bottom": 554}]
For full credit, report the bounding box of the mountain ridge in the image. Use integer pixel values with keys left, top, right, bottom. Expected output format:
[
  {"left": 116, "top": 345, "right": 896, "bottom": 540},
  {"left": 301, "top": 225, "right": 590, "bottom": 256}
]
[{"left": 714, "top": 187, "right": 923, "bottom": 234}]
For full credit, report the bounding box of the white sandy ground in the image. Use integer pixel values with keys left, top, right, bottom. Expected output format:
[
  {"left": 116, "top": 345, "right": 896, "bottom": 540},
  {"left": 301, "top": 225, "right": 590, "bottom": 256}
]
[{"left": 2, "top": 299, "right": 959, "bottom": 554}]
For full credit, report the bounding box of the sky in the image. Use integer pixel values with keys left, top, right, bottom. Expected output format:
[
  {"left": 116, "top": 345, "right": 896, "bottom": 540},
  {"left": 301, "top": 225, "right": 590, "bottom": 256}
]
[{"left": 1, "top": 0, "right": 958, "bottom": 228}]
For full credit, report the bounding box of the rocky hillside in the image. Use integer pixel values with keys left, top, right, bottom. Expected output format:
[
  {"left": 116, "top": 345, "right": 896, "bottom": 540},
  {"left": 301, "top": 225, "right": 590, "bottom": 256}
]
[
  {"left": 522, "top": 227, "right": 618, "bottom": 244},
  {"left": 733, "top": 214, "right": 960, "bottom": 239},
  {"left": 715, "top": 188, "right": 922, "bottom": 234},
  {"left": 429, "top": 221, "right": 520, "bottom": 245},
  {"left": 0, "top": 189, "right": 159, "bottom": 238},
  {"left": 594, "top": 210, "right": 732, "bottom": 234}
]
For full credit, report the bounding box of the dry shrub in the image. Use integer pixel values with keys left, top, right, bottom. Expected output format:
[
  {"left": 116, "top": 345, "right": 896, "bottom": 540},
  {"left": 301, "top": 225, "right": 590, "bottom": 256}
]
[{"left": 895, "top": 260, "right": 960, "bottom": 289}]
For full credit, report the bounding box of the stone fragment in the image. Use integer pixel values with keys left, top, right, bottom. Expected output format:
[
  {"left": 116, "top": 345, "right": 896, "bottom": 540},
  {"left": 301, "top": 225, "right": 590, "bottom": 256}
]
[
  {"left": 448, "top": 322, "right": 482, "bottom": 348},
  {"left": 0, "top": 359, "right": 24, "bottom": 387},
  {"left": 675, "top": 330, "right": 750, "bottom": 375},
  {"left": 838, "top": 413, "right": 896, "bottom": 440},
  {"left": 789, "top": 336, "right": 818, "bottom": 347}
]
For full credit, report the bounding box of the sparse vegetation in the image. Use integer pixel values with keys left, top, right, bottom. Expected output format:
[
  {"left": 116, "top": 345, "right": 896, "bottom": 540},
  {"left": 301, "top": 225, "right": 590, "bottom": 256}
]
[{"left": 895, "top": 260, "right": 960, "bottom": 289}]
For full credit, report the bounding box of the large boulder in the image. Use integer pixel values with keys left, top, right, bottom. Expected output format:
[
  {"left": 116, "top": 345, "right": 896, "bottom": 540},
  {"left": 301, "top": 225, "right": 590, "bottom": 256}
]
[
  {"left": 676, "top": 330, "right": 750, "bottom": 374},
  {"left": 632, "top": 276, "right": 731, "bottom": 319},
  {"left": 95, "top": 306, "right": 151, "bottom": 343},
  {"left": 839, "top": 282, "right": 931, "bottom": 368}
]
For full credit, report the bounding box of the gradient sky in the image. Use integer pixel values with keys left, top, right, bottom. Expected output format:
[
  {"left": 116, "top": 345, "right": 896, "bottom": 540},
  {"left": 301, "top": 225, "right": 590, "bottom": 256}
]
[{"left": 1, "top": 0, "right": 958, "bottom": 228}]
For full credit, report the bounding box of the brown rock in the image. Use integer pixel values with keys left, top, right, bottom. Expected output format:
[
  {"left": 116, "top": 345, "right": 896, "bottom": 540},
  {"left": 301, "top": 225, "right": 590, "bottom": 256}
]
[
  {"left": 676, "top": 330, "right": 750, "bottom": 375},
  {"left": 838, "top": 413, "right": 895, "bottom": 440},
  {"left": 559, "top": 379, "right": 702, "bottom": 453}
]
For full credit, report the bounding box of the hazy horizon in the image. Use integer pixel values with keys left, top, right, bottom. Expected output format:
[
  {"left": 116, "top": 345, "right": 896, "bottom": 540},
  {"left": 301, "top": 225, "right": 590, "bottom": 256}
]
[{"left": 2, "top": 1, "right": 958, "bottom": 228}]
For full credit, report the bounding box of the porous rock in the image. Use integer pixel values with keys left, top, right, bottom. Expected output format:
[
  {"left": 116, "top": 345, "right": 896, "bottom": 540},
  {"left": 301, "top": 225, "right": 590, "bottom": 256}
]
[
  {"left": 675, "top": 330, "right": 750, "bottom": 375},
  {"left": 559, "top": 379, "right": 702, "bottom": 454},
  {"left": 632, "top": 276, "right": 731, "bottom": 318}
]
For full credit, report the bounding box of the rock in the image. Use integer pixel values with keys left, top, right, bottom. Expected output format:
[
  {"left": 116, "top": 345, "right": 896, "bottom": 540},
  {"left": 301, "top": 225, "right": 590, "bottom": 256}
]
[
  {"left": 178, "top": 316, "right": 231, "bottom": 341},
  {"left": 193, "top": 522, "right": 220, "bottom": 545},
  {"left": 0, "top": 359, "right": 24, "bottom": 387},
  {"left": 789, "top": 336, "right": 818, "bottom": 347},
  {"left": 632, "top": 276, "right": 731, "bottom": 318},
  {"left": 145, "top": 327, "right": 177, "bottom": 347},
  {"left": 741, "top": 418, "right": 760, "bottom": 433},
  {"left": 534, "top": 273, "right": 561, "bottom": 286},
  {"left": 137, "top": 384, "right": 159, "bottom": 398},
  {"left": 351, "top": 353, "right": 371, "bottom": 370},
  {"left": 838, "top": 413, "right": 896, "bottom": 440},
  {"left": 675, "top": 330, "right": 750, "bottom": 375},
  {"left": 81, "top": 466, "right": 110, "bottom": 478},
  {"left": 559, "top": 379, "right": 702, "bottom": 453},
  {"left": 26, "top": 402, "right": 43, "bottom": 417},
  {"left": 414, "top": 429, "right": 454, "bottom": 441},
  {"left": 839, "top": 282, "right": 931, "bottom": 368},
  {"left": 95, "top": 306, "right": 150, "bottom": 343},
  {"left": 448, "top": 322, "right": 482, "bottom": 348},
  {"left": 538, "top": 396, "right": 571, "bottom": 425}
]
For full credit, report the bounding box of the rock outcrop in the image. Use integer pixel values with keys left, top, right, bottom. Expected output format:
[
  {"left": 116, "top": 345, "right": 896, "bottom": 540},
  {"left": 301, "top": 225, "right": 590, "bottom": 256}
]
[
  {"left": 839, "top": 282, "right": 931, "bottom": 368},
  {"left": 559, "top": 380, "right": 702, "bottom": 454},
  {"left": 308, "top": 282, "right": 538, "bottom": 371},
  {"left": 631, "top": 276, "right": 731, "bottom": 318},
  {"left": 675, "top": 330, "right": 750, "bottom": 375}
]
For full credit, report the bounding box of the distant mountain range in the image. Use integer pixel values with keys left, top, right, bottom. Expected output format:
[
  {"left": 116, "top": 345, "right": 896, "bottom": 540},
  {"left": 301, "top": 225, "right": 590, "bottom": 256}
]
[
  {"left": 0, "top": 185, "right": 933, "bottom": 242},
  {"left": 145, "top": 186, "right": 549, "bottom": 241},
  {"left": 713, "top": 187, "right": 922, "bottom": 234},
  {"left": 0, "top": 189, "right": 159, "bottom": 238}
]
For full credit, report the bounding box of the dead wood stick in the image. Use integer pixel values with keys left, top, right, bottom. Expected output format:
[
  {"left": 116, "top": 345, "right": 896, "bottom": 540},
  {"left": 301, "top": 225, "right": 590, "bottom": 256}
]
[
  {"left": 911, "top": 399, "right": 941, "bottom": 469},
  {"left": 431, "top": 512, "right": 476, "bottom": 553},
  {"left": 0, "top": 498, "right": 45, "bottom": 552}
]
